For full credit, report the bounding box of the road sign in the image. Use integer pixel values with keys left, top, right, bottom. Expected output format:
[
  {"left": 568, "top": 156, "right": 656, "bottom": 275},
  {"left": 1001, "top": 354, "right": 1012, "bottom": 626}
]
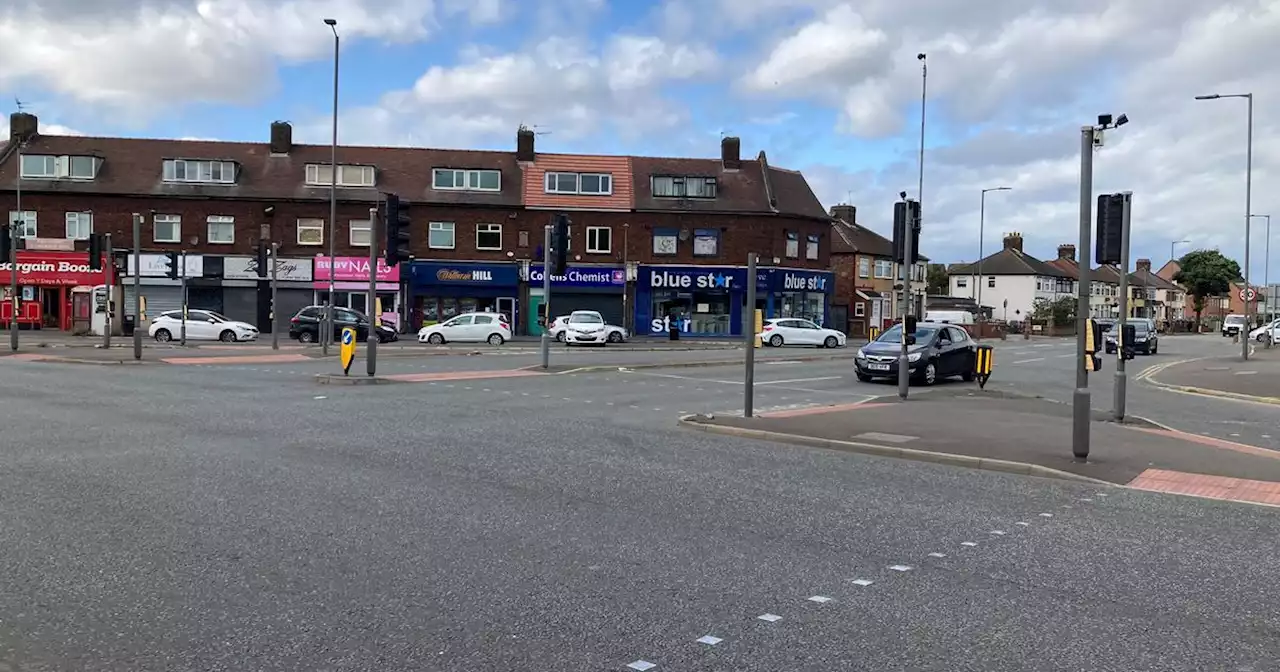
[
  {"left": 340, "top": 327, "right": 356, "bottom": 375},
  {"left": 974, "top": 345, "right": 994, "bottom": 389},
  {"left": 1240, "top": 287, "right": 1257, "bottom": 301}
]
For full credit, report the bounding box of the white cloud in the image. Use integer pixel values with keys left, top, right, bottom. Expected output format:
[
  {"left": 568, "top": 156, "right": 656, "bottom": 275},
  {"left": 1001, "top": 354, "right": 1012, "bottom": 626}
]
[{"left": 1, "top": 114, "right": 84, "bottom": 138}]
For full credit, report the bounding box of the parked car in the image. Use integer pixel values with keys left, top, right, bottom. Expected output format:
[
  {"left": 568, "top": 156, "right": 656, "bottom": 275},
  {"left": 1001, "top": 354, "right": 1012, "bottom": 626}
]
[
  {"left": 288, "top": 305, "right": 397, "bottom": 344},
  {"left": 1250, "top": 318, "right": 1280, "bottom": 342},
  {"left": 548, "top": 313, "right": 627, "bottom": 343},
  {"left": 760, "top": 318, "right": 846, "bottom": 348},
  {"left": 1222, "top": 314, "right": 1247, "bottom": 337},
  {"left": 150, "top": 310, "right": 258, "bottom": 343},
  {"left": 560, "top": 310, "right": 624, "bottom": 346},
  {"left": 854, "top": 323, "right": 976, "bottom": 385},
  {"left": 1105, "top": 320, "right": 1158, "bottom": 354},
  {"left": 417, "top": 312, "right": 512, "bottom": 345}
]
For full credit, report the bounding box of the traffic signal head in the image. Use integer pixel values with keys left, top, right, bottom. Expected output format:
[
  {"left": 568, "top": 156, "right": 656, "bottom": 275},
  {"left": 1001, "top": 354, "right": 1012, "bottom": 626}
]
[
  {"left": 383, "top": 193, "right": 412, "bottom": 267},
  {"left": 164, "top": 251, "right": 180, "bottom": 279},
  {"left": 1095, "top": 193, "right": 1126, "bottom": 265},
  {"left": 1085, "top": 318, "right": 1103, "bottom": 354},
  {"left": 904, "top": 314, "right": 918, "bottom": 345},
  {"left": 550, "top": 213, "right": 570, "bottom": 276},
  {"left": 892, "top": 199, "right": 921, "bottom": 266},
  {"left": 88, "top": 233, "right": 103, "bottom": 271}
]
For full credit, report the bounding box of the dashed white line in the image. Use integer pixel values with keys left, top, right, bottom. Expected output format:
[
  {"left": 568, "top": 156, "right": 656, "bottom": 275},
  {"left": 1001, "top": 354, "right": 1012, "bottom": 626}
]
[
  {"left": 696, "top": 635, "right": 723, "bottom": 646},
  {"left": 850, "top": 579, "right": 874, "bottom": 587},
  {"left": 888, "top": 564, "right": 913, "bottom": 572},
  {"left": 928, "top": 552, "right": 947, "bottom": 558},
  {"left": 626, "top": 661, "right": 656, "bottom": 671},
  {"left": 990, "top": 530, "right": 1006, "bottom": 535},
  {"left": 960, "top": 541, "right": 978, "bottom": 547},
  {"left": 1012, "top": 357, "right": 1046, "bottom": 364},
  {"left": 1039, "top": 513, "right": 1054, "bottom": 517},
  {"left": 807, "top": 595, "right": 833, "bottom": 603},
  {"left": 758, "top": 613, "right": 782, "bottom": 622}
]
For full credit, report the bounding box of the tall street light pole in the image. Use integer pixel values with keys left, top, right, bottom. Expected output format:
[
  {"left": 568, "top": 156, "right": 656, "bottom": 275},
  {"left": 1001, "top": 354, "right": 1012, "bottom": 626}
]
[
  {"left": 898, "top": 52, "right": 926, "bottom": 400},
  {"left": 323, "top": 18, "right": 339, "bottom": 356},
  {"left": 1252, "top": 215, "right": 1271, "bottom": 320},
  {"left": 1195, "top": 92, "right": 1253, "bottom": 360},
  {"left": 977, "top": 186, "right": 1012, "bottom": 317},
  {"left": 1170, "top": 239, "right": 1190, "bottom": 264}
]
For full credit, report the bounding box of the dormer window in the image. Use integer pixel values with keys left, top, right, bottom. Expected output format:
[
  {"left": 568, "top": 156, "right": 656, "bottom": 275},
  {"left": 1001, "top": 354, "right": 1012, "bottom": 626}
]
[
  {"left": 20, "top": 154, "right": 99, "bottom": 180},
  {"left": 652, "top": 175, "right": 717, "bottom": 199},
  {"left": 545, "top": 171, "right": 612, "bottom": 195},
  {"left": 164, "top": 159, "right": 236, "bottom": 184},
  {"left": 433, "top": 168, "right": 500, "bottom": 192},
  {"left": 306, "top": 164, "right": 376, "bottom": 188}
]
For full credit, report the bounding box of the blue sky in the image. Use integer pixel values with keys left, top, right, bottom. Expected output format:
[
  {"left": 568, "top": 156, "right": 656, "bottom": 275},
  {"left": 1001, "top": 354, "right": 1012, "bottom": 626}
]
[{"left": 1, "top": 0, "right": 1277, "bottom": 276}]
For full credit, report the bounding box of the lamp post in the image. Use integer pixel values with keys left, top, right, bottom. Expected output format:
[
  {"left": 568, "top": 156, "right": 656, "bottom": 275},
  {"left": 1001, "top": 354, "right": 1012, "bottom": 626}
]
[
  {"left": 1170, "top": 239, "right": 1190, "bottom": 264},
  {"left": 977, "top": 186, "right": 1012, "bottom": 315},
  {"left": 323, "top": 17, "right": 339, "bottom": 356},
  {"left": 1195, "top": 92, "right": 1253, "bottom": 360},
  {"left": 1252, "top": 215, "right": 1271, "bottom": 320}
]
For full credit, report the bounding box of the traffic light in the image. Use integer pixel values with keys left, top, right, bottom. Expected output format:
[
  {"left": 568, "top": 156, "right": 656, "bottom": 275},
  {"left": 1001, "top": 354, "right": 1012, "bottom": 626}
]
[
  {"left": 892, "top": 199, "right": 921, "bottom": 265},
  {"left": 87, "top": 233, "right": 103, "bottom": 270},
  {"left": 163, "top": 251, "right": 180, "bottom": 279},
  {"left": 550, "top": 213, "right": 570, "bottom": 276},
  {"left": 382, "top": 193, "right": 412, "bottom": 267},
  {"left": 1120, "top": 323, "right": 1137, "bottom": 360},
  {"left": 1095, "top": 193, "right": 1126, "bottom": 265},
  {"left": 256, "top": 242, "right": 269, "bottom": 278},
  {"left": 1084, "top": 318, "right": 1104, "bottom": 372},
  {"left": 0, "top": 224, "right": 10, "bottom": 261},
  {"left": 904, "top": 314, "right": 918, "bottom": 345}
]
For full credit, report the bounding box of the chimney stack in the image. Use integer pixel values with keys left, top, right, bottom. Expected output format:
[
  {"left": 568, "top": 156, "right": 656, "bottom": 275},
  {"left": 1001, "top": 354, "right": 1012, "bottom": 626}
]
[
  {"left": 721, "top": 136, "right": 741, "bottom": 170},
  {"left": 516, "top": 126, "right": 535, "bottom": 163},
  {"left": 9, "top": 112, "right": 37, "bottom": 143},
  {"left": 829, "top": 204, "right": 856, "bottom": 224},
  {"left": 269, "top": 121, "right": 292, "bottom": 154},
  {"left": 1136, "top": 258, "right": 1151, "bottom": 272},
  {"left": 1057, "top": 244, "right": 1076, "bottom": 261},
  {"left": 1003, "top": 232, "right": 1024, "bottom": 252}
]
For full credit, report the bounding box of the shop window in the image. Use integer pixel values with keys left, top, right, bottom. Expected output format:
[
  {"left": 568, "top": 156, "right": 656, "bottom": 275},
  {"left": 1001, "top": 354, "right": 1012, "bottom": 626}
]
[
  {"left": 785, "top": 231, "right": 799, "bottom": 258},
  {"left": 651, "top": 289, "right": 731, "bottom": 336},
  {"left": 429, "top": 222, "right": 455, "bottom": 249},
  {"left": 806, "top": 234, "right": 820, "bottom": 260},
  {"left": 653, "top": 228, "right": 678, "bottom": 256},
  {"left": 693, "top": 229, "right": 718, "bottom": 257},
  {"left": 476, "top": 223, "right": 502, "bottom": 250},
  {"left": 777, "top": 291, "right": 825, "bottom": 325},
  {"left": 587, "top": 226, "right": 611, "bottom": 253},
  {"left": 297, "top": 218, "right": 324, "bottom": 246}
]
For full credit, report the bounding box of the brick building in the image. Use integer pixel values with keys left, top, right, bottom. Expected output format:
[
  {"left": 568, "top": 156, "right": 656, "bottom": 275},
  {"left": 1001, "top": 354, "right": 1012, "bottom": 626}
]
[
  {"left": 1, "top": 113, "right": 832, "bottom": 337},
  {"left": 829, "top": 204, "right": 927, "bottom": 337}
]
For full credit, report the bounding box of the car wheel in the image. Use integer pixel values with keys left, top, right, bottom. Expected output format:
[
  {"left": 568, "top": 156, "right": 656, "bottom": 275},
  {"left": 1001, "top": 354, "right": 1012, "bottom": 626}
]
[
  {"left": 219, "top": 330, "right": 236, "bottom": 343},
  {"left": 823, "top": 336, "right": 838, "bottom": 348},
  {"left": 769, "top": 334, "right": 784, "bottom": 347},
  {"left": 154, "top": 329, "right": 172, "bottom": 342},
  {"left": 298, "top": 331, "right": 315, "bottom": 344},
  {"left": 487, "top": 333, "right": 505, "bottom": 346},
  {"left": 607, "top": 331, "right": 623, "bottom": 343},
  {"left": 962, "top": 370, "right": 975, "bottom": 382},
  {"left": 1151, "top": 342, "right": 1158, "bottom": 354},
  {"left": 856, "top": 372, "right": 872, "bottom": 382},
  {"left": 916, "top": 362, "right": 937, "bottom": 386},
  {"left": 427, "top": 333, "right": 445, "bottom": 345},
  {"left": 555, "top": 332, "right": 565, "bottom": 342}
]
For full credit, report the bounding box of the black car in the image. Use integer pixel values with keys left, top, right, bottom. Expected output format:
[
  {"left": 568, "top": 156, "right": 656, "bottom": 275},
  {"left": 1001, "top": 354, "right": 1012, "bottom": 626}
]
[
  {"left": 288, "top": 305, "right": 398, "bottom": 344},
  {"left": 854, "top": 322, "right": 977, "bottom": 385},
  {"left": 1105, "top": 321, "right": 1158, "bottom": 355}
]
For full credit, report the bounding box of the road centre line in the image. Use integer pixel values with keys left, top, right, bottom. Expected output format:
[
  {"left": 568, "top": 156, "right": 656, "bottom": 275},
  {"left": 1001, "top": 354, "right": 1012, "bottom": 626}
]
[
  {"left": 1011, "top": 357, "right": 1046, "bottom": 364},
  {"left": 757, "top": 376, "right": 843, "bottom": 385}
]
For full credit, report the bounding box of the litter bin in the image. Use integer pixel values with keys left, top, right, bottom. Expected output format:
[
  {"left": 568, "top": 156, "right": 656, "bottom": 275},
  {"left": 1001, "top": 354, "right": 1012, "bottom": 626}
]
[
  {"left": 123, "top": 314, "right": 136, "bottom": 336},
  {"left": 669, "top": 321, "right": 680, "bottom": 341}
]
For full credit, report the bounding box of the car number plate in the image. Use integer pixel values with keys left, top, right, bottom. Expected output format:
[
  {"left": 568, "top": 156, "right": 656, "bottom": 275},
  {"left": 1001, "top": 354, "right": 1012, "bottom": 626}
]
[{"left": 868, "top": 363, "right": 890, "bottom": 371}]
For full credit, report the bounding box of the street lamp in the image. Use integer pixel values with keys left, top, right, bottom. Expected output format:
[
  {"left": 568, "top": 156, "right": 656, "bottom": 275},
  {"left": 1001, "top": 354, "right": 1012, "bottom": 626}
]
[
  {"left": 1195, "top": 92, "right": 1253, "bottom": 359},
  {"left": 1252, "top": 215, "right": 1271, "bottom": 320},
  {"left": 977, "top": 186, "right": 1012, "bottom": 313},
  {"left": 323, "top": 17, "right": 339, "bottom": 356},
  {"left": 1170, "top": 239, "right": 1190, "bottom": 263}
]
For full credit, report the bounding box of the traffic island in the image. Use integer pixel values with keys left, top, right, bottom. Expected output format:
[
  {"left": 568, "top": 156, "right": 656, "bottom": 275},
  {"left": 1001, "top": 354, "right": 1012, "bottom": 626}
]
[
  {"left": 681, "top": 387, "right": 1280, "bottom": 506},
  {"left": 313, "top": 373, "right": 397, "bottom": 385},
  {"left": 1145, "top": 356, "right": 1280, "bottom": 405}
]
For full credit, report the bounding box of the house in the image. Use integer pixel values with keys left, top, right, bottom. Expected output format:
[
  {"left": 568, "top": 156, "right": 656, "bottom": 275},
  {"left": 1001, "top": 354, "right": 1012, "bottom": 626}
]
[
  {"left": 1126, "top": 259, "right": 1183, "bottom": 322},
  {"left": 1091, "top": 265, "right": 1123, "bottom": 317},
  {"left": 829, "top": 204, "right": 927, "bottom": 336},
  {"left": 947, "top": 232, "right": 1073, "bottom": 322},
  {"left": 1157, "top": 260, "right": 1260, "bottom": 327},
  {"left": 1, "top": 113, "right": 832, "bottom": 336}
]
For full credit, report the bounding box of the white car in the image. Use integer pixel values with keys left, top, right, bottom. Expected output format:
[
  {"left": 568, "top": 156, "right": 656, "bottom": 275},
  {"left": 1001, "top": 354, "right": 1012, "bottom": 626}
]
[
  {"left": 150, "top": 310, "right": 258, "bottom": 342},
  {"left": 550, "top": 312, "right": 627, "bottom": 344},
  {"left": 760, "top": 318, "right": 846, "bottom": 348},
  {"left": 1250, "top": 318, "right": 1280, "bottom": 342},
  {"left": 418, "top": 312, "right": 512, "bottom": 345}
]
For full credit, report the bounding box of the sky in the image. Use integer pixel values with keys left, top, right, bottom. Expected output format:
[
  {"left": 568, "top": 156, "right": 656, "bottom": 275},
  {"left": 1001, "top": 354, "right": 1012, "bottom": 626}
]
[{"left": 1, "top": 0, "right": 1277, "bottom": 283}]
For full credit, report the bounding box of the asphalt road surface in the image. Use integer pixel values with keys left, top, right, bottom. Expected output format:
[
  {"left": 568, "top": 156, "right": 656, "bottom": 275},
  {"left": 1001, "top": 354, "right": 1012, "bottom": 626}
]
[{"left": 2, "top": 350, "right": 1279, "bottom": 671}]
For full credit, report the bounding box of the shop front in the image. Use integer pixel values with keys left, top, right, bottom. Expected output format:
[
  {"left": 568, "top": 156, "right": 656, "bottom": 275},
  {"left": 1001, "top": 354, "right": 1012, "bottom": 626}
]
[
  {"left": 122, "top": 253, "right": 205, "bottom": 324},
  {"left": 314, "top": 256, "right": 401, "bottom": 330},
  {"left": 635, "top": 265, "right": 764, "bottom": 338},
  {"left": 223, "top": 256, "right": 314, "bottom": 332},
  {"left": 0, "top": 251, "right": 112, "bottom": 330},
  {"left": 768, "top": 268, "right": 834, "bottom": 327},
  {"left": 526, "top": 264, "right": 626, "bottom": 335},
  {"left": 407, "top": 262, "right": 521, "bottom": 331}
]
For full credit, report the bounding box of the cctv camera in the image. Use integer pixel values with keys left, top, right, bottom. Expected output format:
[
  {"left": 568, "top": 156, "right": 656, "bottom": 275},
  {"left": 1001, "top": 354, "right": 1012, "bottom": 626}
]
[
  {"left": 899, "top": 191, "right": 908, "bottom": 200},
  {"left": 1097, "top": 114, "right": 1112, "bottom": 127},
  {"left": 917, "top": 53, "right": 926, "bottom": 60},
  {"left": 1115, "top": 114, "right": 1128, "bottom": 127}
]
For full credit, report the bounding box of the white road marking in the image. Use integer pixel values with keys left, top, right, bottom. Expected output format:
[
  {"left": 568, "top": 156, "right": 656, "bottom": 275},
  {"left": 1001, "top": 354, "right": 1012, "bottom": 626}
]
[
  {"left": 808, "top": 595, "right": 833, "bottom": 603},
  {"left": 888, "top": 564, "right": 913, "bottom": 572},
  {"left": 313, "top": 395, "right": 327, "bottom": 400},
  {"left": 961, "top": 542, "right": 978, "bottom": 547},
  {"left": 1016, "top": 521, "right": 1030, "bottom": 526},
  {"left": 757, "top": 376, "right": 843, "bottom": 385},
  {"left": 626, "top": 661, "right": 656, "bottom": 671},
  {"left": 928, "top": 552, "right": 947, "bottom": 558},
  {"left": 854, "top": 431, "right": 917, "bottom": 443},
  {"left": 1012, "top": 357, "right": 1046, "bottom": 364},
  {"left": 1080, "top": 498, "right": 1093, "bottom": 502},
  {"left": 1039, "top": 513, "right": 1054, "bottom": 517},
  {"left": 758, "top": 613, "right": 782, "bottom": 622},
  {"left": 696, "top": 635, "right": 723, "bottom": 646},
  {"left": 1056, "top": 353, "right": 1075, "bottom": 358},
  {"left": 1235, "top": 371, "right": 1258, "bottom": 375},
  {"left": 850, "top": 579, "right": 874, "bottom": 586},
  {"left": 990, "top": 530, "right": 1006, "bottom": 535}
]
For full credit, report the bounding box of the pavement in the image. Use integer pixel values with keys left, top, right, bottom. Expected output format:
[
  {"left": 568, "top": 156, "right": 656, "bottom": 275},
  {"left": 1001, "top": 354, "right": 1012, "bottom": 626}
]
[
  {"left": 1146, "top": 351, "right": 1280, "bottom": 403},
  {"left": 683, "top": 386, "right": 1280, "bottom": 506},
  {"left": 4, "top": 347, "right": 1280, "bottom": 670}
]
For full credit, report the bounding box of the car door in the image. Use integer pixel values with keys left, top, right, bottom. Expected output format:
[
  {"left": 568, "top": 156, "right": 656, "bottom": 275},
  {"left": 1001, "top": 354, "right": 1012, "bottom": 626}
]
[
  {"left": 333, "top": 308, "right": 361, "bottom": 340},
  {"left": 800, "top": 319, "right": 827, "bottom": 344},
  {"left": 948, "top": 327, "right": 975, "bottom": 374},
  {"left": 776, "top": 319, "right": 808, "bottom": 344},
  {"left": 470, "top": 315, "right": 497, "bottom": 341},
  {"left": 440, "top": 315, "right": 474, "bottom": 341},
  {"left": 182, "top": 310, "right": 212, "bottom": 340}
]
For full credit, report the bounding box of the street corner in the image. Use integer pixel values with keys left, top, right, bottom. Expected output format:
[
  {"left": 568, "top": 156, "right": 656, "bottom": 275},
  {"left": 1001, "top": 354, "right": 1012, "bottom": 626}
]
[{"left": 1143, "top": 355, "right": 1280, "bottom": 406}]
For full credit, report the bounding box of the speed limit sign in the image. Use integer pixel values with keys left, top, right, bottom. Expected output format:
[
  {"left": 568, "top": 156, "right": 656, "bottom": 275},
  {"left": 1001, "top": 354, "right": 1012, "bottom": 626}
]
[{"left": 1240, "top": 287, "right": 1257, "bottom": 301}]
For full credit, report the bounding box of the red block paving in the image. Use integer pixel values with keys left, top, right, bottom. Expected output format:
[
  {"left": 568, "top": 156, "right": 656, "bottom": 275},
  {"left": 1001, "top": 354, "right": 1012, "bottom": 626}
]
[
  {"left": 1129, "top": 427, "right": 1280, "bottom": 460},
  {"left": 381, "top": 370, "right": 545, "bottom": 383},
  {"left": 162, "top": 354, "right": 312, "bottom": 365},
  {"left": 1127, "top": 469, "right": 1280, "bottom": 507}
]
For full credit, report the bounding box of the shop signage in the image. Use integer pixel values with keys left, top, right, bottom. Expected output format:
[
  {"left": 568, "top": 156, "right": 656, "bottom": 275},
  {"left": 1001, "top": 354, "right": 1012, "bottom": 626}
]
[
  {"left": 529, "top": 265, "right": 625, "bottom": 288},
  {"left": 639, "top": 265, "right": 774, "bottom": 291},
  {"left": 776, "top": 270, "right": 831, "bottom": 292},
  {"left": 315, "top": 256, "right": 399, "bottom": 283},
  {"left": 0, "top": 251, "right": 111, "bottom": 286},
  {"left": 224, "top": 256, "right": 314, "bottom": 282},
  {"left": 410, "top": 262, "right": 519, "bottom": 286},
  {"left": 128, "top": 253, "right": 204, "bottom": 278}
]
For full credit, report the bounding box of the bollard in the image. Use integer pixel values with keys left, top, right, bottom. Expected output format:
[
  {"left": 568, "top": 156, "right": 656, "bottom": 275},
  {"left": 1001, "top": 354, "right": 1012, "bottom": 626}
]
[{"left": 974, "top": 345, "right": 994, "bottom": 389}]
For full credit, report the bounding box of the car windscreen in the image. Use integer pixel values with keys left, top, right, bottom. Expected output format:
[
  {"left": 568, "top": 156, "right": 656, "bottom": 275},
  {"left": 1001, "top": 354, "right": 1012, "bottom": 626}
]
[
  {"left": 571, "top": 314, "right": 603, "bottom": 323},
  {"left": 1226, "top": 316, "right": 1246, "bottom": 324},
  {"left": 876, "top": 324, "right": 939, "bottom": 343}
]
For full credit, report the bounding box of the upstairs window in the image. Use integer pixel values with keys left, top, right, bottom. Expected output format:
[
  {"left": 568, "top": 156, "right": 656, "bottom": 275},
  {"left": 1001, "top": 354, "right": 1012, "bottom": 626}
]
[
  {"left": 305, "top": 164, "right": 375, "bottom": 187},
  {"left": 65, "top": 212, "right": 93, "bottom": 240},
  {"left": 651, "top": 176, "right": 717, "bottom": 198},
  {"left": 21, "top": 155, "right": 98, "bottom": 180},
  {"left": 785, "top": 231, "right": 799, "bottom": 258},
  {"left": 164, "top": 159, "right": 236, "bottom": 184},
  {"left": 874, "top": 259, "right": 894, "bottom": 279},
  {"left": 806, "top": 234, "right": 820, "bottom": 260},
  {"left": 153, "top": 214, "right": 181, "bottom": 243},
  {"left": 9, "top": 211, "right": 36, "bottom": 238},
  {"left": 433, "top": 168, "right": 500, "bottom": 192},
  {"left": 545, "top": 172, "right": 612, "bottom": 195},
  {"left": 693, "top": 229, "right": 718, "bottom": 257}
]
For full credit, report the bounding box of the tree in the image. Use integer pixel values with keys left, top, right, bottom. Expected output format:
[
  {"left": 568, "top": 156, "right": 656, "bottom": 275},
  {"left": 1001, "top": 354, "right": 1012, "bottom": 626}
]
[
  {"left": 1173, "top": 249, "right": 1240, "bottom": 330},
  {"left": 1031, "top": 296, "right": 1076, "bottom": 326},
  {"left": 926, "top": 263, "right": 949, "bottom": 295}
]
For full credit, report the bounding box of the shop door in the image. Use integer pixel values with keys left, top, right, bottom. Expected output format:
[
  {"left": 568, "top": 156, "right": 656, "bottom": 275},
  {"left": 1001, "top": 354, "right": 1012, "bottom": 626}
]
[
  {"left": 830, "top": 305, "right": 848, "bottom": 334},
  {"left": 496, "top": 296, "right": 516, "bottom": 327},
  {"left": 527, "top": 295, "right": 545, "bottom": 336}
]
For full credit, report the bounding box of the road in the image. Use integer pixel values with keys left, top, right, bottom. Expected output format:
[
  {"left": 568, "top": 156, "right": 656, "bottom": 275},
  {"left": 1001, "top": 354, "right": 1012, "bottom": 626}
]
[{"left": 2, "top": 342, "right": 1279, "bottom": 670}]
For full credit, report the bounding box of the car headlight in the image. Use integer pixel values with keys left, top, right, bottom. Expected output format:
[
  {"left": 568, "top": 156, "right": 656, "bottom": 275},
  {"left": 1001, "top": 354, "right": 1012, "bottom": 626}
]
[
  {"left": 855, "top": 348, "right": 865, "bottom": 359},
  {"left": 908, "top": 352, "right": 922, "bottom": 362}
]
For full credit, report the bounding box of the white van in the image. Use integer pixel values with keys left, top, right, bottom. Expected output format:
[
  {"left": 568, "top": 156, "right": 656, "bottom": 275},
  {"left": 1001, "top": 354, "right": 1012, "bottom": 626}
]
[{"left": 923, "top": 310, "right": 976, "bottom": 325}]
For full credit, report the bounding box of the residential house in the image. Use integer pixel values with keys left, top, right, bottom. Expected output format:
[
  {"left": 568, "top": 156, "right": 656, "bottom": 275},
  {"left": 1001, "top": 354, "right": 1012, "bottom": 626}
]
[
  {"left": 947, "top": 232, "right": 1074, "bottom": 322},
  {"left": 1126, "top": 259, "right": 1183, "bottom": 322},
  {"left": 1157, "top": 260, "right": 1260, "bottom": 327},
  {"left": 1091, "top": 265, "right": 1123, "bottom": 317},
  {"left": 829, "top": 204, "right": 926, "bottom": 336}
]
